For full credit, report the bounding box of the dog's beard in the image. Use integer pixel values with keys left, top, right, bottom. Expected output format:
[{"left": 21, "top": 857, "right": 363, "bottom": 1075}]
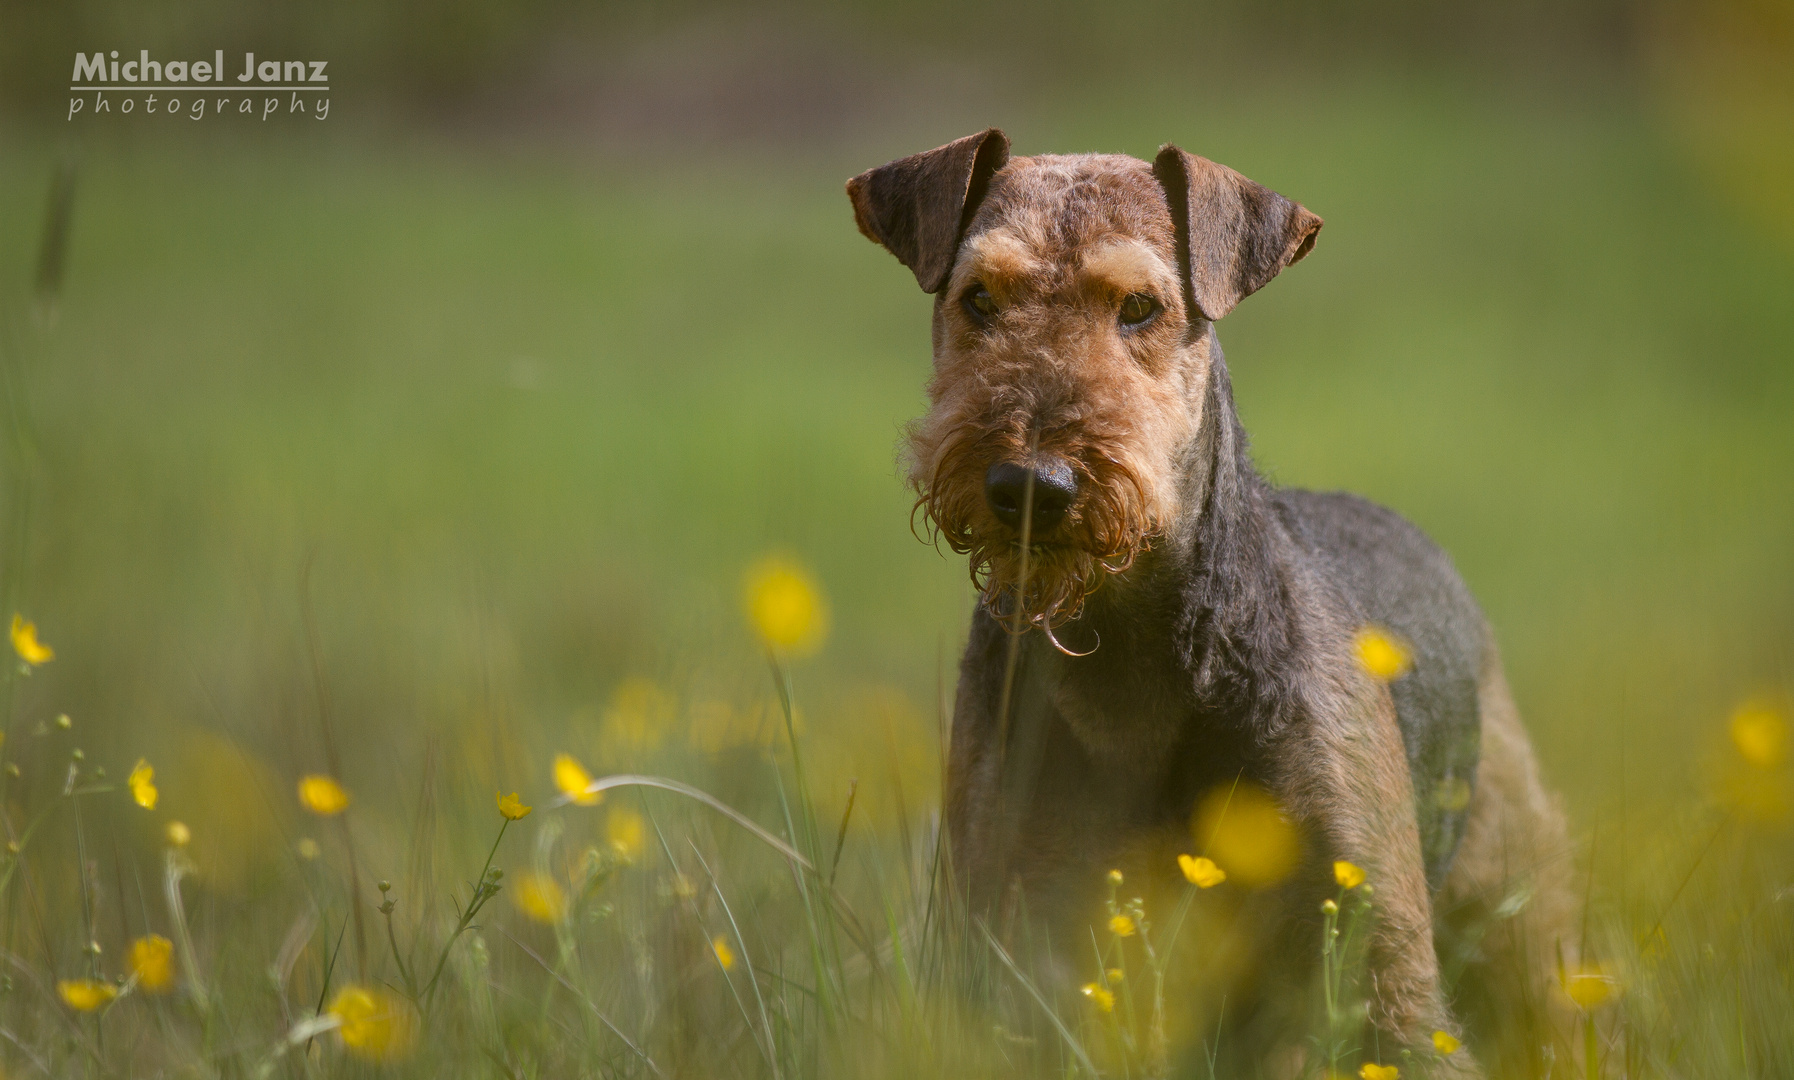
[{"left": 909, "top": 426, "right": 1159, "bottom": 632}]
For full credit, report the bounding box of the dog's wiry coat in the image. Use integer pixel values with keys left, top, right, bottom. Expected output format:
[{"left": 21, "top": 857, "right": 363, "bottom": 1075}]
[{"left": 848, "top": 131, "right": 1574, "bottom": 1075}]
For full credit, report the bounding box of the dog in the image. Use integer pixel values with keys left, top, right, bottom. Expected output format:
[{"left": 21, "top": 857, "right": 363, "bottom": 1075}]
[{"left": 847, "top": 130, "right": 1574, "bottom": 1076}]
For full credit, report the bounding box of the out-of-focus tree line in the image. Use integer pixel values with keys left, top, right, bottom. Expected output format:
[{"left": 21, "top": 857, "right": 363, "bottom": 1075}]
[{"left": 3, "top": 0, "right": 1781, "bottom": 124}]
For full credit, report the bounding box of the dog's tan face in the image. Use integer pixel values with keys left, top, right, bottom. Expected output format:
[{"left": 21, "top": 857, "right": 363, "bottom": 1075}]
[
  {"left": 907, "top": 155, "right": 1208, "bottom": 627},
  {"left": 848, "top": 130, "right": 1320, "bottom": 629}
]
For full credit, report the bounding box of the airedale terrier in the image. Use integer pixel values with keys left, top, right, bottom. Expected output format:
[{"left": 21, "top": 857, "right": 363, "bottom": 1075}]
[{"left": 847, "top": 130, "right": 1575, "bottom": 1075}]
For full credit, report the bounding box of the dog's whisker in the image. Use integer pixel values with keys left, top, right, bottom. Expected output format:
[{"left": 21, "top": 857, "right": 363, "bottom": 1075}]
[{"left": 1039, "top": 620, "right": 1098, "bottom": 658}]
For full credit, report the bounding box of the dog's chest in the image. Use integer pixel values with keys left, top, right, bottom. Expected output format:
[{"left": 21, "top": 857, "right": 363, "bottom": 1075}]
[
  {"left": 1041, "top": 645, "right": 1256, "bottom": 809},
  {"left": 1050, "top": 673, "right": 1189, "bottom": 764}
]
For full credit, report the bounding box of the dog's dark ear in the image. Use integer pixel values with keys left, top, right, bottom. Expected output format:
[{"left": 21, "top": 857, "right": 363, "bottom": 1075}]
[
  {"left": 1152, "top": 145, "right": 1322, "bottom": 321},
  {"left": 847, "top": 129, "right": 1011, "bottom": 294}
]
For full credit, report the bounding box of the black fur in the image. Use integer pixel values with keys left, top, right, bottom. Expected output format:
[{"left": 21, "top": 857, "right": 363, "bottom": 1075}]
[{"left": 948, "top": 328, "right": 1485, "bottom": 935}]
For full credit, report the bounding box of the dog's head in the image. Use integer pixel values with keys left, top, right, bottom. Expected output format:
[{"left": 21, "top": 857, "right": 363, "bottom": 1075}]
[{"left": 848, "top": 130, "right": 1320, "bottom": 629}]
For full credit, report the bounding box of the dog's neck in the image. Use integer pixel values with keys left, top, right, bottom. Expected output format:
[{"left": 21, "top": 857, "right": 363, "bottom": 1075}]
[{"left": 1052, "top": 329, "right": 1306, "bottom": 746}]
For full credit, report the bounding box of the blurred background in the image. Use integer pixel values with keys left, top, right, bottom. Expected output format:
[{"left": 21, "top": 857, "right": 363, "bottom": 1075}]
[{"left": 0, "top": 0, "right": 1789, "bottom": 1068}]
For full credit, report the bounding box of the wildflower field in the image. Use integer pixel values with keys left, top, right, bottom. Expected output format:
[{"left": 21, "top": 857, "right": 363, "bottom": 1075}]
[{"left": 0, "top": 74, "right": 1791, "bottom": 1078}]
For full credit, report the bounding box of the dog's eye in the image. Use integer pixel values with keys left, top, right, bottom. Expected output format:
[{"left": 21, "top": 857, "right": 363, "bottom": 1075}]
[
  {"left": 1118, "top": 293, "right": 1159, "bottom": 327},
  {"left": 963, "top": 285, "right": 999, "bottom": 322}
]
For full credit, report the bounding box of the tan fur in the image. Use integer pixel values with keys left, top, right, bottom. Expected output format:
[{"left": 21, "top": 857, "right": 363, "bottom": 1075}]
[
  {"left": 1444, "top": 652, "right": 1574, "bottom": 929},
  {"left": 1269, "top": 607, "right": 1479, "bottom": 1070},
  {"left": 1078, "top": 238, "right": 1179, "bottom": 300},
  {"left": 1438, "top": 648, "right": 1578, "bottom": 1071},
  {"left": 906, "top": 155, "right": 1205, "bottom": 628},
  {"left": 1275, "top": 640, "right": 1572, "bottom": 1076},
  {"left": 959, "top": 228, "right": 1045, "bottom": 300}
]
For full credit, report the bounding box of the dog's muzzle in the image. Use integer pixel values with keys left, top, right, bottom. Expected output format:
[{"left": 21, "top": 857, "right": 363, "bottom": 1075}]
[{"left": 984, "top": 459, "right": 1078, "bottom": 536}]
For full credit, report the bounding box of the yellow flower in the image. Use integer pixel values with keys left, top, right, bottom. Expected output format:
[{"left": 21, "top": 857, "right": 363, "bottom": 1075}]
[
  {"left": 328, "top": 985, "right": 417, "bottom": 1062},
  {"left": 128, "top": 934, "right": 175, "bottom": 993},
  {"left": 744, "top": 556, "right": 830, "bottom": 656},
  {"left": 496, "top": 791, "right": 532, "bottom": 820},
  {"left": 1178, "top": 854, "right": 1226, "bottom": 888},
  {"left": 1080, "top": 983, "right": 1114, "bottom": 1012},
  {"left": 1561, "top": 964, "right": 1620, "bottom": 1011},
  {"left": 1107, "top": 868, "right": 1123, "bottom": 885},
  {"left": 11, "top": 614, "right": 53, "bottom": 665},
  {"left": 553, "top": 753, "right": 602, "bottom": 806},
  {"left": 58, "top": 979, "right": 117, "bottom": 1011},
  {"left": 165, "top": 820, "right": 191, "bottom": 847},
  {"left": 1360, "top": 1064, "right": 1399, "bottom": 1080},
  {"left": 1432, "top": 1030, "right": 1461, "bottom": 1055},
  {"left": 1108, "top": 914, "right": 1136, "bottom": 937},
  {"left": 1731, "top": 702, "right": 1788, "bottom": 769},
  {"left": 510, "top": 872, "right": 567, "bottom": 924},
  {"left": 1106, "top": 967, "right": 1124, "bottom": 983},
  {"left": 712, "top": 935, "right": 736, "bottom": 970},
  {"left": 607, "top": 808, "right": 645, "bottom": 862},
  {"left": 128, "top": 759, "right": 159, "bottom": 810},
  {"left": 1334, "top": 860, "right": 1366, "bottom": 889},
  {"left": 1191, "top": 783, "right": 1299, "bottom": 888},
  {"left": 1353, "top": 626, "right": 1412, "bottom": 682},
  {"left": 297, "top": 775, "right": 351, "bottom": 816}
]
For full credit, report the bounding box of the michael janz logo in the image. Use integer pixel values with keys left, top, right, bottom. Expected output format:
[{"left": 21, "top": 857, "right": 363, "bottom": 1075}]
[{"left": 68, "top": 51, "right": 331, "bottom": 121}]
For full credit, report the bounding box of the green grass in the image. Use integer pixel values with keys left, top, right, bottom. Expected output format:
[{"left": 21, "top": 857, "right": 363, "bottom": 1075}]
[{"left": 0, "top": 74, "right": 1789, "bottom": 1076}]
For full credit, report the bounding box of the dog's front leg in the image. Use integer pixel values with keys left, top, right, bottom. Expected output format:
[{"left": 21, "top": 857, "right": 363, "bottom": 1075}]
[{"left": 1274, "top": 674, "right": 1482, "bottom": 1077}]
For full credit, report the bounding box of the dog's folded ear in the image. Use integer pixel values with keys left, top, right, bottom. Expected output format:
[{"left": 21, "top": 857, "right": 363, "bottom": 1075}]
[
  {"left": 1152, "top": 145, "right": 1323, "bottom": 321},
  {"left": 847, "top": 129, "right": 1011, "bottom": 294}
]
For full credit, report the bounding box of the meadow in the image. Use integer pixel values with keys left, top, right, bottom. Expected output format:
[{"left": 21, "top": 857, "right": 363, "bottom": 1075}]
[{"left": 0, "top": 72, "right": 1789, "bottom": 1077}]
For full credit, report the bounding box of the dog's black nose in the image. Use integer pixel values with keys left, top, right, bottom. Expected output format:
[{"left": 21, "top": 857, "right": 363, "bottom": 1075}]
[{"left": 985, "top": 460, "right": 1077, "bottom": 535}]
